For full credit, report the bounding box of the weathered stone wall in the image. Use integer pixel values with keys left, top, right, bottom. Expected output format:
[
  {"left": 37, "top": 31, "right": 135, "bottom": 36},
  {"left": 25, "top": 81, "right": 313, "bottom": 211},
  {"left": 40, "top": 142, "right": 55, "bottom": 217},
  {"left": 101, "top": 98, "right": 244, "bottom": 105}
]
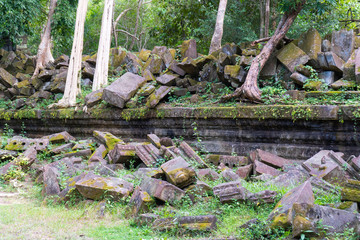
[{"left": 1, "top": 105, "right": 360, "bottom": 160}]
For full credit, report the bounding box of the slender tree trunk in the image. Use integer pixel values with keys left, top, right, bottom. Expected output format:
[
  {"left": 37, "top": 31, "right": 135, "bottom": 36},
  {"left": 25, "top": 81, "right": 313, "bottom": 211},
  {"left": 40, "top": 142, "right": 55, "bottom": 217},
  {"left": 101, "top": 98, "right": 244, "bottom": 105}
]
[
  {"left": 264, "top": 0, "right": 270, "bottom": 37},
  {"left": 221, "top": 0, "right": 306, "bottom": 103},
  {"left": 93, "top": 0, "right": 115, "bottom": 91},
  {"left": 129, "top": 0, "right": 142, "bottom": 51},
  {"left": 32, "top": 0, "right": 57, "bottom": 78},
  {"left": 113, "top": 8, "right": 131, "bottom": 48},
  {"left": 259, "top": 0, "right": 265, "bottom": 39},
  {"left": 51, "top": 0, "right": 89, "bottom": 108},
  {"left": 209, "top": 0, "right": 228, "bottom": 54}
]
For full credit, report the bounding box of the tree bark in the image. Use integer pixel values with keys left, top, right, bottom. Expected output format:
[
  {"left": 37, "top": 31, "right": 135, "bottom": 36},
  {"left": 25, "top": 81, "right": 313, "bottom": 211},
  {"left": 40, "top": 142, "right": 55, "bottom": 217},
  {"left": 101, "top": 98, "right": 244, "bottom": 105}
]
[
  {"left": 32, "top": 0, "right": 57, "bottom": 78},
  {"left": 264, "top": 0, "right": 270, "bottom": 37},
  {"left": 129, "top": 0, "right": 142, "bottom": 51},
  {"left": 93, "top": 0, "right": 115, "bottom": 91},
  {"left": 209, "top": 0, "right": 228, "bottom": 54},
  {"left": 51, "top": 0, "right": 89, "bottom": 108},
  {"left": 221, "top": 0, "right": 306, "bottom": 103}
]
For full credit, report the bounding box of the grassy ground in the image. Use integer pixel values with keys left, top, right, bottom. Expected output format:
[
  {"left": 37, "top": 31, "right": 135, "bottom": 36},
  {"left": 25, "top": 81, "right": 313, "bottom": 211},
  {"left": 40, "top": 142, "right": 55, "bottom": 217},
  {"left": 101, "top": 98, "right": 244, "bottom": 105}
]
[{"left": 0, "top": 179, "right": 291, "bottom": 240}]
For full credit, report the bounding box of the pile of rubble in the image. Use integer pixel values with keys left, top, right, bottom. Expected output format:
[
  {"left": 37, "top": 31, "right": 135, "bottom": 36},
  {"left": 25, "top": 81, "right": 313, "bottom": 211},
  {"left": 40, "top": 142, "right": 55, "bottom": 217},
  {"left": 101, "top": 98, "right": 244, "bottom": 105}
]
[
  {"left": 1, "top": 130, "right": 360, "bottom": 237},
  {"left": 1, "top": 28, "right": 359, "bottom": 110}
]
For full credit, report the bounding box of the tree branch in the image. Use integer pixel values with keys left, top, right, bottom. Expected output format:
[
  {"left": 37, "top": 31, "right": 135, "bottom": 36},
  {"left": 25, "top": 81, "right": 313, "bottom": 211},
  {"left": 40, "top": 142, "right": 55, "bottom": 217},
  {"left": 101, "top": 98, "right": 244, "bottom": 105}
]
[{"left": 116, "top": 29, "right": 139, "bottom": 40}]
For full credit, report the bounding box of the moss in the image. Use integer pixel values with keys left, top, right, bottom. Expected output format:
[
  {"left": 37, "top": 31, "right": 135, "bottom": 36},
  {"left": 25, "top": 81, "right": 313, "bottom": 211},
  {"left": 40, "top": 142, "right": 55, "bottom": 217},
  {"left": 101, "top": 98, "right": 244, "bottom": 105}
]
[
  {"left": 270, "top": 213, "right": 291, "bottom": 229},
  {"left": 103, "top": 133, "right": 122, "bottom": 151},
  {"left": 336, "top": 201, "right": 355, "bottom": 210},
  {"left": 58, "top": 109, "right": 75, "bottom": 119}
]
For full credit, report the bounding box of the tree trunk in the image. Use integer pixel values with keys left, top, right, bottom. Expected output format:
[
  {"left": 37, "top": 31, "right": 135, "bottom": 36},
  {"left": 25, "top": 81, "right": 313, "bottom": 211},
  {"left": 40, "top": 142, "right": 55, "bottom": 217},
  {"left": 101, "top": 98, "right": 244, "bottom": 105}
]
[
  {"left": 129, "top": 0, "right": 142, "bottom": 51},
  {"left": 32, "top": 0, "right": 57, "bottom": 78},
  {"left": 209, "top": 0, "right": 228, "bottom": 54},
  {"left": 51, "top": 0, "right": 88, "bottom": 108},
  {"left": 93, "top": 0, "right": 115, "bottom": 91},
  {"left": 113, "top": 8, "right": 132, "bottom": 48},
  {"left": 264, "top": 0, "right": 270, "bottom": 37},
  {"left": 221, "top": 0, "right": 306, "bottom": 103},
  {"left": 259, "top": 0, "right": 265, "bottom": 39}
]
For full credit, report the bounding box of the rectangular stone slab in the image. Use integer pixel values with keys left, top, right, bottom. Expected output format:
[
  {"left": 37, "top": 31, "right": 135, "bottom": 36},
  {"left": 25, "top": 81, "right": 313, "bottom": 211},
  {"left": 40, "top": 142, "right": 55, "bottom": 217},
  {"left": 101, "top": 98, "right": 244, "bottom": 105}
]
[
  {"left": 102, "top": 72, "right": 146, "bottom": 108},
  {"left": 140, "top": 177, "right": 185, "bottom": 205},
  {"left": 161, "top": 156, "right": 196, "bottom": 188},
  {"left": 277, "top": 43, "right": 310, "bottom": 72},
  {"left": 135, "top": 144, "right": 162, "bottom": 167}
]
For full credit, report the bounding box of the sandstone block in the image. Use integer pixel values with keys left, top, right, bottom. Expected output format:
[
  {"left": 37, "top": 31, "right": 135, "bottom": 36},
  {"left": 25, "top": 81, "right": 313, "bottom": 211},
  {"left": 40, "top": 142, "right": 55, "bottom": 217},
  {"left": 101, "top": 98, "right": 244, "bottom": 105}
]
[{"left": 161, "top": 156, "right": 197, "bottom": 188}]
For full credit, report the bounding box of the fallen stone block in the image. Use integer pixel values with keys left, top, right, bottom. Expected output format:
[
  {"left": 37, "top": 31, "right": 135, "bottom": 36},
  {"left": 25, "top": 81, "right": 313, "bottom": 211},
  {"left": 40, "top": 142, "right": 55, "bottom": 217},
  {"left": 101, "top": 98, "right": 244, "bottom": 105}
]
[
  {"left": 177, "top": 57, "right": 199, "bottom": 76},
  {"left": 108, "top": 144, "right": 136, "bottom": 164},
  {"left": 143, "top": 55, "right": 165, "bottom": 74},
  {"left": 0, "top": 67, "right": 17, "bottom": 88},
  {"left": 50, "top": 143, "right": 75, "bottom": 155},
  {"left": 291, "top": 203, "right": 360, "bottom": 238},
  {"left": 102, "top": 72, "right": 146, "bottom": 108},
  {"left": 319, "top": 71, "right": 335, "bottom": 85},
  {"left": 331, "top": 29, "right": 355, "bottom": 62},
  {"left": 147, "top": 134, "right": 161, "bottom": 148},
  {"left": 302, "top": 150, "right": 346, "bottom": 184},
  {"left": 63, "top": 149, "right": 92, "bottom": 158},
  {"left": 221, "top": 169, "right": 240, "bottom": 182},
  {"left": 268, "top": 181, "right": 315, "bottom": 229},
  {"left": 140, "top": 177, "right": 185, "bottom": 205},
  {"left": 290, "top": 72, "right": 308, "bottom": 85},
  {"left": 276, "top": 43, "right": 310, "bottom": 72},
  {"left": 133, "top": 168, "right": 164, "bottom": 180},
  {"left": 146, "top": 86, "right": 172, "bottom": 108},
  {"left": 179, "top": 141, "right": 208, "bottom": 168},
  {"left": 156, "top": 74, "right": 178, "bottom": 86},
  {"left": 0, "top": 147, "right": 37, "bottom": 177},
  {"left": 247, "top": 190, "right": 278, "bottom": 204},
  {"left": 325, "top": 52, "right": 345, "bottom": 73},
  {"left": 236, "top": 164, "right": 253, "bottom": 180},
  {"left": 5, "top": 136, "right": 49, "bottom": 151},
  {"left": 42, "top": 165, "right": 61, "bottom": 196},
  {"left": 328, "top": 150, "right": 360, "bottom": 181},
  {"left": 298, "top": 28, "right": 322, "bottom": 63},
  {"left": 178, "top": 215, "right": 217, "bottom": 231},
  {"left": 342, "top": 179, "right": 360, "bottom": 202},
  {"left": 180, "top": 39, "right": 197, "bottom": 60},
  {"left": 309, "top": 176, "right": 339, "bottom": 196},
  {"left": 93, "top": 130, "right": 124, "bottom": 151},
  {"left": 128, "top": 186, "right": 154, "bottom": 216},
  {"left": 89, "top": 144, "right": 108, "bottom": 163},
  {"left": 58, "top": 172, "right": 88, "bottom": 201},
  {"left": 253, "top": 160, "right": 281, "bottom": 177},
  {"left": 185, "top": 181, "right": 212, "bottom": 202},
  {"left": 43, "top": 131, "right": 75, "bottom": 143},
  {"left": 161, "top": 156, "right": 197, "bottom": 188},
  {"left": 75, "top": 173, "right": 133, "bottom": 200},
  {"left": 205, "top": 154, "right": 248, "bottom": 168},
  {"left": 213, "top": 181, "right": 247, "bottom": 203},
  {"left": 265, "top": 168, "right": 309, "bottom": 188},
  {"left": 135, "top": 144, "right": 163, "bottom": 167},
  {"left": 152, "top": 215, "right": 217, "bottom": 232},
  {"left": 85, "top": 89, "right": 103, "bottom": 107},
  {"left": 250, "top": 149, "right": 290, "bottom": 169},
  {"left": 197, "top": 168, "right": 220, "bottom": 181}
]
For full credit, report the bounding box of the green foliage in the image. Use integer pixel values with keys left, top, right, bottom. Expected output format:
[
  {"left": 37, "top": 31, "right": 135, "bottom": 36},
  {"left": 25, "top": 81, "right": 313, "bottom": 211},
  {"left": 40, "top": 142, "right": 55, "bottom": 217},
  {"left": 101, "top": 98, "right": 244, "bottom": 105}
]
[
  {"left": 0, "top": 0, "right": 42, "bottom": 47},
  {"left": 51, "top": 0, "right": 78, "bottom": 57}
]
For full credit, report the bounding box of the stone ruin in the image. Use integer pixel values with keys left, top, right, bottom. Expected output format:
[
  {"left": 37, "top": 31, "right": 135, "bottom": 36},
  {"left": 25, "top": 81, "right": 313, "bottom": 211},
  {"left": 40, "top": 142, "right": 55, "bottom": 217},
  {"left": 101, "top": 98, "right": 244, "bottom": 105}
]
[
  {"left": 2, "top": 130, "right": 360, "bottom": 238},
  {"left": 0, "top": 28, "right": 359, "bottom": 109}
]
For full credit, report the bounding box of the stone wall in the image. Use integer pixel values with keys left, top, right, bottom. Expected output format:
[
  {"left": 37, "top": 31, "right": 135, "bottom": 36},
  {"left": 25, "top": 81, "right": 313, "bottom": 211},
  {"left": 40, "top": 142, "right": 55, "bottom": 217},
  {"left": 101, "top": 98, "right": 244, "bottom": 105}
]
[{"left": 1, "top": 105, "right": 359, "bottom": 160}]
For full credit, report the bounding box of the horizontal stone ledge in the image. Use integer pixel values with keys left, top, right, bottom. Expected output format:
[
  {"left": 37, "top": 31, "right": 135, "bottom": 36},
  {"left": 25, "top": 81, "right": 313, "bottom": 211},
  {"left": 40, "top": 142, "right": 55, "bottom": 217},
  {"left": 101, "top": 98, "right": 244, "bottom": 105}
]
[{"left": 1, "top": 105, "right": 359, "bottom": 121}]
